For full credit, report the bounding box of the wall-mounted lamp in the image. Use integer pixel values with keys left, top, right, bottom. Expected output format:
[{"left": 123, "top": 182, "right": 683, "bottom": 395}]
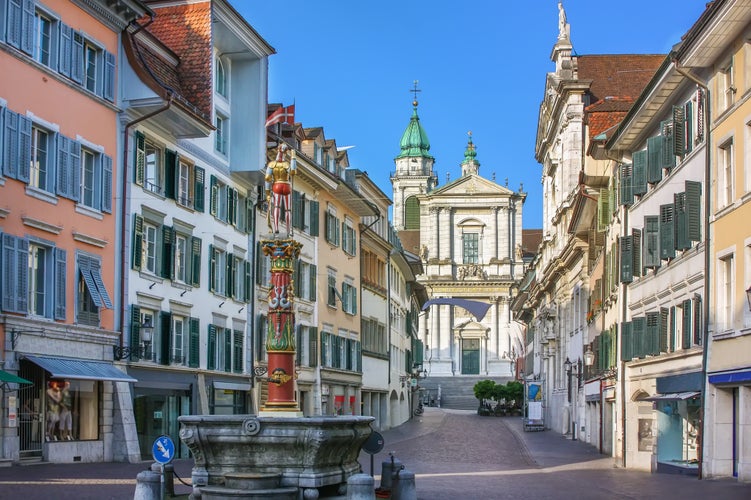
[
  {"left": 583, "top": 346, "right": 595, "bottom": 368},
  {"left": 141, "top": 318, "right": 154, "bottom": 359}
]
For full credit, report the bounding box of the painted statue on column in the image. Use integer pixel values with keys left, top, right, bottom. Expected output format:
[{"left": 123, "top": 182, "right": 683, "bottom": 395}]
[{"left": 265, "top": 144, "right": 297, "bottom": 236}]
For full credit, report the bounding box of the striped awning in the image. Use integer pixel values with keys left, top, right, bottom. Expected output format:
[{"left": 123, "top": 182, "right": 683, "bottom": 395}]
[{"left": 24, "top": 355, "right": 136, "bottom": 383}]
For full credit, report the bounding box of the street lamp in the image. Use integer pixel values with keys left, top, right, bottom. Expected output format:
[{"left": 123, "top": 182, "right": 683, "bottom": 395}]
[
  {"left": 141, "top": 317, "right": 154, "bottom": 360},
  {"left": 584, "top": 346, "right": 595, "bottom": 369},
  {"left": 565, "top": 357, "right": 583, "bottom": 440}
]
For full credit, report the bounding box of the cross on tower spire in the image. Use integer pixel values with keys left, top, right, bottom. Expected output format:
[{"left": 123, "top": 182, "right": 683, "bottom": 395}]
[{"left": 411, "top": 80, "right": 421, "bottom": 106}]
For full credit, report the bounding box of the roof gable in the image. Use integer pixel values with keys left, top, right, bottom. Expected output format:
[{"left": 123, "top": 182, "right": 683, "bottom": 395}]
[{"left": 431, "top": 174, "right": 514, "bottom": 197}]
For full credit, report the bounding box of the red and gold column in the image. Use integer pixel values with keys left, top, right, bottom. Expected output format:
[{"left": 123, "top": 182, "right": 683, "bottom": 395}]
[{"left": 259, "top": 238, "right": 302, "bottom": 416}]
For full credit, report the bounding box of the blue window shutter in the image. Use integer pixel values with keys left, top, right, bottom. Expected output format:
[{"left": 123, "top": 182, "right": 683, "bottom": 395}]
[
  {"left": 58, "top": 23, "right": 72, "bottom": 77},
  {"left": 17, "top": 114, "right": 31, "bottom": 182},
  {"left": 193, "top": 166, "right": 205, "bottom": 212},
  {"left": 190, "top": 236, "right": 202, "bottom": 287},
  {"left": 134, "top": 131, "right": 145, "bottom": 186},
  {"left": 71, "top": 32, "right": 83, "bottom": 84},
  {"left": 69, "top": 140, "right": 81, "bottom": 201},
  {"left": 56, "top": 135, "right": 70, "bottom": 197},
  {"left": 20, "top": 0, "right": 34, "bottom": 55},
  {"left": 90, "top": 266, "right": 112, "bottom": 309},
  {"left": 132, "top": 214, "right": 144, "bottom": 271},
  {"left": 207, "top": 325, "right": 216, "bottom": 370},
  {"left": 1, "top": 234, "right": 27, "bottom": 313},
  {"left": 189, "top": 318, "right": 200, "bottom": 368},
  {"left": 632, "top": 150, "right": 647, "bottom": 195},
  {"left": 92, "top": 153, "right": 103, "bottom": 210},
  {"left": 659, "top": 204, "right": 675, "bottom": 260},
  {"left": 160, "top": 311, "right": 171, "bottom": 365},
  {"left": 54, "top": 248, "right": 67, "bottom": 320},
  {"left": 6, "top": 0, "right": 23, "bottom": 49},
  {"left": 3, "top": 109, "right": 19, "bottom": 179},
  {"left": 103, "top": 51, "right": 115, "bottom": 101},
  {"left": 647, "top": 136, "right": 663, "bottom": 184},
  {"left": 102, "top": 154, "right": 113, "bottom": 213}
]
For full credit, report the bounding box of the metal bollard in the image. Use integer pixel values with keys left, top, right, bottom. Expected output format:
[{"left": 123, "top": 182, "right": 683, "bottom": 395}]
[
  {"left": 347, "top": 473, "right": 375, "bottom": 500},
  {"left": 380, "top": 454, "right": 402, "bottom": 491},
  {"left": 392, "top": 469, "right": 416, "bottom": 500},
  {"left": 134, "top": 469, "right": 160, "bottom": 500}
]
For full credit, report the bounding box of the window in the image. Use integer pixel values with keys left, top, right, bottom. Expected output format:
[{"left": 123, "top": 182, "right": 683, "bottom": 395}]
[
  {"left": 76, "top": 253, "right": 112, "bottom": 326},
  {"left": 720, "top": 253, "right": 734, "bottom": 332},
  {"left": 29, "top": 125, "right": 52, "bottom": 191},
  {"left": 404, "top": 196, "right": 420, "bottom": 230},
  {"left": 178, "top": 160, "right": 192, "bottom": 207},
  {"left": 215, "top": 113, "right": 228, "bottom": 155},
  {"left": 215, "top": 57, "right": 227, "bottom": 98},
  {"left": 463, "top": 233, "right": 479, "bottom": 264},
  {"left": 80, "top": 149, "right": 95, "bottom": 207},
  {"left": 83, "top": 42, "right": 98, "bottom": 93},
  {"left": 325, "top": 208, "right": 340, "bottom": 246},
  {"left": 210, "top": 246, "right": 227, "bottom": 296},
  {"left": 44, "top": 378, "right": 99, "bottom": 441},
  {"left": 210, "top": 176, "right": 233, "bottom": 223},
  {"left": 77, "top": 146, "right": 112, "bottom": 212},
  {"left": 342, "top": 219, "right": 356, "bottom": 256},
  {"left": 34, "top": 11, "right": 54, "bottom": 67},
  {"left": 327, "top": 271, "right": 337, "bottom": 307},
  {"left": 342, "top": 281, "right": 357, "bottom": 315},
  {"left": 28, "top": 243, "right": 48, "bottom": 317},
  {"left": 174, "top": 234, "right": 187, "bottom": 283},
  {"left": 362, "top": 318, "right": 387, "bottom": 355},
  {"left": 145, "top": 140, "right": 163, "bottom": 194},
  {"left": 172, "top": 315, "right": 186, "bottom": 365},
  {"left": 721, "top": 58, "right": 735, "bottom": 111},
  {"left": 719, "top": 139, "right": 734, "bottom": 207}
]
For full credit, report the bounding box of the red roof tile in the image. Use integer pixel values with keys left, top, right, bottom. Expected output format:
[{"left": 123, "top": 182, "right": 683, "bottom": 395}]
[{"left": 578, "top": 54, "right": 665, "bottom": 103}]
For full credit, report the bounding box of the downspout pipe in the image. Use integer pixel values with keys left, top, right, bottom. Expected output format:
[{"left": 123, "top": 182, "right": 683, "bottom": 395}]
[{"left": 672, "top": 59, "right": 710, "bottom": 481}]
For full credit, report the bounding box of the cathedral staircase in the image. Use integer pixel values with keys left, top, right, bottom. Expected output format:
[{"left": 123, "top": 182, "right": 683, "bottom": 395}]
[{"left": 419, "top": 376, "right": 512, "bottom": 411}]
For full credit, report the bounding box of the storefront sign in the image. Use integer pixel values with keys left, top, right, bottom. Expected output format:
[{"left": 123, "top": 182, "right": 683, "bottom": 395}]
[{"left": 7, "top": 396, "right": 16, "bottom": 428}]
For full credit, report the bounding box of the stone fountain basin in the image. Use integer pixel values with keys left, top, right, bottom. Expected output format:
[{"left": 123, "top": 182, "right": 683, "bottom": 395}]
[{"left": 179, "top": 414, "right": 374, "bottom": 490}]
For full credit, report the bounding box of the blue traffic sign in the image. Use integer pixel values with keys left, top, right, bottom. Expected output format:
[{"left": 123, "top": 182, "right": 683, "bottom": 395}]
[{"left": 152, "top": 435, "right": 175, "bottom": 464}]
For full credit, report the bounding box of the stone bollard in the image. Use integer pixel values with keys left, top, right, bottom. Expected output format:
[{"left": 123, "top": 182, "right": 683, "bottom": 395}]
[
  {"left": 392, "top": 469, "right": 416, "bottom": 500},
  {"left": 134, "top": 469, "right": 160, "bottom": 500},
  {"left": 149, "top": 462, "right": 174, "bottom": 497},
  {"left": 380, "top": 456, "right": 402, "bottom": 491},
  {"left": 347, "top": 473, "right": 375, "bottom": 500}
]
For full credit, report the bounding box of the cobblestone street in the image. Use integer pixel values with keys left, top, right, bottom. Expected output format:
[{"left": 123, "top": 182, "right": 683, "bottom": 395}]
[{"left": 0, "top": 408, "right": 749, "bottom": 499}]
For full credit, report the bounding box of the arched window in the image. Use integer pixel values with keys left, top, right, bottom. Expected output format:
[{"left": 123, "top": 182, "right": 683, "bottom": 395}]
[
  {"left": 215, "top": 57, "right": 227, "bottom": 97},
  {"left": 405, "top": 196, "right": 420, "bottom": 230}
]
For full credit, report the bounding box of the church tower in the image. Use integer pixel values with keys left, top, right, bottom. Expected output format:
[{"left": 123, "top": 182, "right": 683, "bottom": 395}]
[{"left": 391, "top": 86, "right": 437, "bottom": 236}]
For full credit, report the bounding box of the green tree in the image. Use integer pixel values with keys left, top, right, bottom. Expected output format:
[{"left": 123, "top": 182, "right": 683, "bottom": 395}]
[{"left": 473, "top": 380, "right": 496, "bottom": 402}]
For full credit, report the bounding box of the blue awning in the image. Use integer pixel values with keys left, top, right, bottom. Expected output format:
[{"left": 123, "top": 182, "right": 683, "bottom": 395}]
[
  {"left": 422, "top": 298, "right": 491, "bottom": 321},
  {"left": 708, "top": 370, "right": 751, "bottom": 385},
  {"left": 24, "top": 355, "right": 136, "bottom": 383}
]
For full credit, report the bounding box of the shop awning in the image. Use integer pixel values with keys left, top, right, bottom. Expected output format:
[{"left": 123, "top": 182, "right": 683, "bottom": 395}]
[
  {"left": 0, "top": 370, "right": 32, "bottom": 385},
  {"left": 24, "top": 355, "right": 137, "bottom": 383},
  {"left": 214, "top": 381, "right": 251, "bottom": 392},
  {"left": 644, "top": 391, "right": 700, "bottom": 401},
  {"left": 708, "top": 370, "right": 751, "bottom": 385}
]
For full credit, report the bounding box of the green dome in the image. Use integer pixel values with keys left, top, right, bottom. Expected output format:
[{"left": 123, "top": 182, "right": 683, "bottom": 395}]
[
  {"left": 395, "top": 100, "right": 434, "bottom": 160},
  {"left": 463, "top": 133, "right": 478, "bottom": 165}
]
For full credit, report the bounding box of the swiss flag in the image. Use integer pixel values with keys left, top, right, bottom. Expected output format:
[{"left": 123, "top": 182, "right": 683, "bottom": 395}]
[{"left": 265, "top": 104, "right": 295, "bottom": 128}]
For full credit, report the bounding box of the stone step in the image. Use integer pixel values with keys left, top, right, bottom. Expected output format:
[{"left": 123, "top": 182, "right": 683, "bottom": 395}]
[
  {"left": 224, "top": 472, "right": 281, "bottom": 490},
  {"left": 199, "top": 486, "right": 298, "bottom": 500}
]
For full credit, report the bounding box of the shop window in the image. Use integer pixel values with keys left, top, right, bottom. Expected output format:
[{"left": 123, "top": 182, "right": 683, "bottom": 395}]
[
  {"left": 45, "top": 378, "right": 99, "bottom": 442},
  {"left": 210, "top": 388, "right": 245, "bottom": 415}
]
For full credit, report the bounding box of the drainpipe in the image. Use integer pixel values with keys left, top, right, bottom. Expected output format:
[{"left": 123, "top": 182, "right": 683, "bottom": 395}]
[{"left": 672, "top": 60, "right": 710, "bottom": 481}]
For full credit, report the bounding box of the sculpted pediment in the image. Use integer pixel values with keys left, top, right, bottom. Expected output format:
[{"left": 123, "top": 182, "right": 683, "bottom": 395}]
[{"left": 432, "top": 174, "right": 514, "bottom": 197}]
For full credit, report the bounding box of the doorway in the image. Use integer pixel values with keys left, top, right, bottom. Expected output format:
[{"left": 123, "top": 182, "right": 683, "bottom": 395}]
[{"left": 461, "top": 339, "right": 480, "bottom": 375}]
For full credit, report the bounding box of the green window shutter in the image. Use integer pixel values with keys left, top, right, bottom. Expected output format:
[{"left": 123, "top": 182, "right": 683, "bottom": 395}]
[
  {"left": 310, "top": 327, "right": 318, "bottom": 367},
  {"left": 130, "top": 305, "right": 141, "bottom": 351},
  {"left": 160, "top": 311, "right": 172, "bottom": 365},
  {"left": 673, "top": 105, "right": 685, "bottom": 157},
  {"left": 693, "top": 295, "right": 702, "bottom": 346},
  {"left": 233, "top": 329, "right": 243, "bottom": 373},
  {"left": 632, "top": 150, "right": 648, "bottom": 195},
  {"left": 597, "top": 188, "right": 610, "bottom": 232},
  {"left": 228, "top": 188, "right": 237, "bottom": 226},
  {"left": 292, "top": 191, "right": 302, "bottom": 229},
  {"left": 621, "top": 321, "right": 632, "bottom": 361},
  {"left": 194, "top": 166, "right": 205, "bottom": 212},
  {"left": 161, "top": 226, "right": 175, "bottom": 279},
  {"left": 405, "top": 196, "right": 420, "bottom": 230},
  {"left": 620, "top": 236, "right": 633, "bottom": 284},
  {"left": 632, "top": 317, "right": 646, "bottom": 359},
  {"left": 255, "top": 241, "right": 263, "bottom": 286},
  {"left": 224, "top": 328, "right": 232, "bottom": 372},
  {"left": 686, "top": 180, "right": 702, "bottom": 242},
  {"left": 659, "top": 307, "right": 669, "bottom": 353},
  {"left": 244, "top": 261, "right": 252, "bottom": 302},
  {"left": 295, "top": 325, "right": 302, "bottom": 366},
  {"left": 682, "top": 299, "right": 692, "bottom": 349},
  {"left": 643, "top": 216, "right": 661, "bottom": 270},
  {"left": 646, "top": 312, "right": 660, "bottom": 356},
  {"left": 685, "top": 101, "right": 694, "bottom": 154},
  {"left": 190, "top": 237, "right": 202, "bottom": 287},
  {"left": 661, "top": 120, "right": 676, "bottom": 170},
  {"left": 209, "top": 244, "right": 216, "bottom": 292},
  {"left": 647, "top": 135, "right": 663, "bottom": 184},
  {"left": 632, "top": 229, "right": 642, "bottom": 278},
  {"left": 134, "top": 131, "right": 145, "bottom": 186},
  {"left": 164, "top": 149, "right": 177, "bottom": 199},
  {"left": 132, "top": 214, "right": 144, "bottom": 271},
  {"left": 620, "top": 164, "right": 633, "bottom": 206},
  {"left": 669, "top": 306, "right": 677, "bottom": 352},
  {"left": 189, "top": 318, "right": 200, "bottom": 368},
  {"left": 674, "top": 192, "right": 690, "bottom": 251},
  {"left": 659, "top": 204, "right": 676, "bottom": 261},
  {"left": 310, "top": 201, "right": 320, "bottom": 236},
  {"left": 609, "top": 325, "right": 618, "bottom": 368},
  {"left": 209, "top": 176, "right": 218, "bottom": 216},
  {"left": 226, "top": 253, "right": 235, "bottom": 298},
  {"left": 609, "top": 175, "right": 617, "bottom": 214},
  {"left": 207, "top": 325, "right": 216, "bottom": 370},
  {"left": 309, "top": 264, "right": 317, "bottom": 301}
]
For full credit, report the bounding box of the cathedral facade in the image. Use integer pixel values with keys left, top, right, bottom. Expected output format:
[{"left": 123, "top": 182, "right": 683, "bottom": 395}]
[{"left": 391, "top": 100, "right": 526, "bottom": 401}]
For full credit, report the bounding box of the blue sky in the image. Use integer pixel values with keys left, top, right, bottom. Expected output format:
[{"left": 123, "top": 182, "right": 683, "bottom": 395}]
[{"left": 237, "top": 1, "right": 709, "bottom": 228}]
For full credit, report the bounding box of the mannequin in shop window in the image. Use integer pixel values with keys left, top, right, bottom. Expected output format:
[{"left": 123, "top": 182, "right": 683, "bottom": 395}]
[{"left": 46, "top": 380, "right": 73, "bottom": 441}]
